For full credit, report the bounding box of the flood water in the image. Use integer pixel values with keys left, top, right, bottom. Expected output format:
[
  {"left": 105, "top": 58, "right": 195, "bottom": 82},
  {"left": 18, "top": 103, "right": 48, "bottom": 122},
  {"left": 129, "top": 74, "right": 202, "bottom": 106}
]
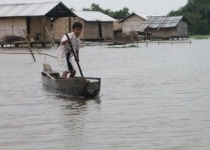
[{"left": 1, "top": 39, "right": 210, "bottom": 150}]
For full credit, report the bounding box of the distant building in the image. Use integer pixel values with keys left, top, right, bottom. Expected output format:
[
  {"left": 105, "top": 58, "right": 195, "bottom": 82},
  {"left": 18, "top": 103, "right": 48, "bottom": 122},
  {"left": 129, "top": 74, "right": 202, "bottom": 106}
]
[
  {"left": 144, "top": 16, "right": 190, "bottom": 39},
  {"left": 53, "top": 11, "right": 117, "bottom": 40},
  {"left": 0, "top": 2, "right": 76, "bottom": 42},
  {"left": 113, "top": 21, "right": 122, "bottom": 37},
  {"left": 119, "top": 12, "right": 159, "bottom": 33}
]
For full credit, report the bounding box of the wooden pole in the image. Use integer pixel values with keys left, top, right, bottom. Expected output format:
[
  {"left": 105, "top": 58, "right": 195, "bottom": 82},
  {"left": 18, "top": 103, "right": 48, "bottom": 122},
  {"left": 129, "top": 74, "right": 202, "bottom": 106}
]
[
  {"left": 0, "top": 51, "right": 57, "bottom": 58},
  {"left": 23, "top": 30, "right": 36, "bottom": 62},
  {"left": 41, "top": 16, "right": 46, "bottom": 47},
  {"left": 65, "top": 34, "right": 84, "bottom": 78},
  {"left": 46, "top": 73, "right": 55, "bottom": 80},
  {"left": 45, "top": 25, "right": 55, "bottom": 46}
]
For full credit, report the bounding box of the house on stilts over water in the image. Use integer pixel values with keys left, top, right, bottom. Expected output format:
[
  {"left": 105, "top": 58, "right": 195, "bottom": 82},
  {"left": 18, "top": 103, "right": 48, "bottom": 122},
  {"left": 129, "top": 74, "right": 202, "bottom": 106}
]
[
  {"left": 0, "top": 2, "right": 76, "bottom": 47},
  {"left": 143, "top": 16, "right": 190, "bottom": 40},
  {"left": 53, "top": 11, "right": 117, "bottom": 41}
]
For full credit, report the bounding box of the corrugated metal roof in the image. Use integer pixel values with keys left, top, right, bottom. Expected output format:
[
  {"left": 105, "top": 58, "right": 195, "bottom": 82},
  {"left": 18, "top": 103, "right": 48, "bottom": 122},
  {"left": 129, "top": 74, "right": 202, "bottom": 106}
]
[
  {"left": 136, "top": 13, "right": 161, "bottom": 19},
  {"left": 0, "top": 2, "right": 76, "bottom": 17},
  {"left": 144, "top": 16, "right": 184, "bottom": 28},
  {"left": 73, "top": 11, "right": 117, "bottom": 22},
  {"left": 119, "top": 12, "right": 162, "bottom": 23}
]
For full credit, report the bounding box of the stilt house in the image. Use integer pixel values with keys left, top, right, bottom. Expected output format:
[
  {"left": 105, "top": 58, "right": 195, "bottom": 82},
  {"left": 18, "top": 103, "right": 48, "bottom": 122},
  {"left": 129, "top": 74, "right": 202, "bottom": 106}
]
[
  {"left": 119, "top": 12, "right": 147, "bottom": 33},
  {"left": 143, "top": 16, "right": 189, "bottom": 39},
  {"left": 53, "top": 11, "right": 117, "bottom": 41},
  {"left": 0, "top": 2, "right": 76, "bottom": 42}
]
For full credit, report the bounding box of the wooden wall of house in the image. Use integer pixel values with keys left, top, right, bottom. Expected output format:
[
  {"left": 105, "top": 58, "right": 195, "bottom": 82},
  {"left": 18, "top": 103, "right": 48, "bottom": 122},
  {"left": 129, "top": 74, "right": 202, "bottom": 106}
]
[
  {"left": 72, "top": 18, "right": 114, "bottom": 40},
  {"left": 53, "top": 17, "right": 86, "bottom": 40},
  {"left": 53, "top": 17, "right": 114, "bottom": 40},
  {"left": 177, "top": 22, "right": 188, "bottom": 36},
  {"left": 114, "top": 21, "right": 122, "bottom": 31},
  {"left": 122, "top": 15, "right": 146, "bottom": 33},
  {"left": 145, "top": 22, "right": 188, "bottom": 39},
  {"left": 114, "top": 21, "right": 122, "bottom": 36},
  {"left": 82, "top": 22, "right": 98, "bottom": 39},
  {"left": 75, "top": 21, "right": 114, "bottom": 40},
  {"left": 145, "top": 28, "right": 172, "bottom": 38},
  {"left": 80, "top": 22, "right": 114, "bottom": 40},
  {"left": 30, "top": 16, "right": 51, "bottom": 41},
  {"left": 0, "top": 17, "right": 26, "bottom": 40},
  {"left": 53, "top": 17, "right": 69, "bottom": 40},
  {"left": 101, "top": 22, "right": 114, "bottom": 40}
]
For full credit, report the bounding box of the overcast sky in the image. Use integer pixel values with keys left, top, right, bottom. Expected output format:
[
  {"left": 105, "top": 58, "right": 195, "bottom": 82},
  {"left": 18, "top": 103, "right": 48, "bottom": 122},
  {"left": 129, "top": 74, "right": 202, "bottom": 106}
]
[{"left": 0, "top": 0, "right": 188, "bottom": 15}]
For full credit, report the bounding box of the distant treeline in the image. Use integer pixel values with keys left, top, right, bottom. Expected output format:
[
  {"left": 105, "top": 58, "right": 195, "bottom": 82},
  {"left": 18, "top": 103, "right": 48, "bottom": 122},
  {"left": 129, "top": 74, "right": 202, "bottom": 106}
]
[{"left": 168, "top": 0, "right": 210, "bottom": 35}]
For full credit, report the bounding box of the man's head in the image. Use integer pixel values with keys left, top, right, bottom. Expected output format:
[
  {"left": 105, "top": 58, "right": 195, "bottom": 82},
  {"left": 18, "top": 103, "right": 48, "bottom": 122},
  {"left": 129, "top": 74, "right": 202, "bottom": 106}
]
[{"left": 72, "top": 22, "right": 83, "bottom": 37}]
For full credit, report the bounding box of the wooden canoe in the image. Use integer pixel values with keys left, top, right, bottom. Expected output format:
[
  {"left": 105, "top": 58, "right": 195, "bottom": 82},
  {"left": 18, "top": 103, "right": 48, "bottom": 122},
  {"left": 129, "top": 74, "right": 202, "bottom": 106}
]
[{"left": 41, "top": 64, "right": 101, "bottom": 98}]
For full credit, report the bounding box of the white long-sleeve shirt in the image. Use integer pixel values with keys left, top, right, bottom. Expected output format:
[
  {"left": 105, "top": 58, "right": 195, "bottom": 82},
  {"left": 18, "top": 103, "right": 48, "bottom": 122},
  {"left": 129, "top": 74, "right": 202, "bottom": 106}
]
[{"left": 57, "top": 32, "right": 81, "bottom": 56}]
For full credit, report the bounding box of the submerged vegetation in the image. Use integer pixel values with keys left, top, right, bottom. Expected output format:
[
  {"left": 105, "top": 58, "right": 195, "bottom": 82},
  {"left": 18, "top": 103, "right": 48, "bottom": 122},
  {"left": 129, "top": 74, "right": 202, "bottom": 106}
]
[
  {"left": 1, "top": 35, "right": 25, "bottom": 42},
  {"left": 190, "top": 35, "right": 210, "bottom": 39}
]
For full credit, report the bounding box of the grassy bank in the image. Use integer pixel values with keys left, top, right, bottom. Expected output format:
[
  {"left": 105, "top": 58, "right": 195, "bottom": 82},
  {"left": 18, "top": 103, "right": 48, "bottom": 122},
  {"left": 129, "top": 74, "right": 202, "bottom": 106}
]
[{"left": 190, "top": 35, "right": 210, "bottom": 39}]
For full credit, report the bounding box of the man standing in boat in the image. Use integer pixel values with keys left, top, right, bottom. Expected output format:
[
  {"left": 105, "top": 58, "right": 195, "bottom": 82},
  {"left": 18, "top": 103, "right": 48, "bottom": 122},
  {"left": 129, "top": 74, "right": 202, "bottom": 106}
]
[{"left": 57, "top": 22, "right": 83, "bottom": 78}]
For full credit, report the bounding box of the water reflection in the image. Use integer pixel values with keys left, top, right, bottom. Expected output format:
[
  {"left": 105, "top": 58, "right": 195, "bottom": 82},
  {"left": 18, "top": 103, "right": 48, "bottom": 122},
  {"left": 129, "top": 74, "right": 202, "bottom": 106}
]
[
  {"left": 56, "top": 95, "right": 101, "bottom": 110},
  {"left": 47, "top": 95, "right": 102, "bottom": 149}
]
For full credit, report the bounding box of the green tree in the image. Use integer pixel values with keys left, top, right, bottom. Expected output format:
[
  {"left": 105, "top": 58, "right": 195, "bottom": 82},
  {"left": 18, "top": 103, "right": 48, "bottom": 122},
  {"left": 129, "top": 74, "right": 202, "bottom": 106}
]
[{"left": 168, "top": 0, "right": 210, "bottom": 34}]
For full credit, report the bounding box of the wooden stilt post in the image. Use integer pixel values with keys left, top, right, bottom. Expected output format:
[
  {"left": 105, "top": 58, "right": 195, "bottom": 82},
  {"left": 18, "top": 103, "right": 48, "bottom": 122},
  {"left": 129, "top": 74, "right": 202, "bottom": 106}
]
[
  {"left": 45, "top": 25, "right": 55, "bottom": 46},
  {"left": 23, "top": 30, "right": 36, "bottom": 62}
]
